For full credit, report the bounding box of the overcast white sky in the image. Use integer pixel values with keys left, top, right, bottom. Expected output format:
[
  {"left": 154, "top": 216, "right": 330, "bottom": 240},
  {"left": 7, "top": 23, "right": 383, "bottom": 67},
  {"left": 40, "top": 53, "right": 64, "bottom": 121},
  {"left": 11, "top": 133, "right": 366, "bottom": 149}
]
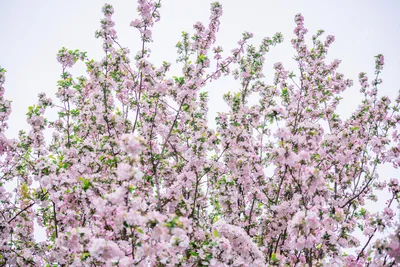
[{"left": 1, "top": 0, "right": 400, "bottom": 243}]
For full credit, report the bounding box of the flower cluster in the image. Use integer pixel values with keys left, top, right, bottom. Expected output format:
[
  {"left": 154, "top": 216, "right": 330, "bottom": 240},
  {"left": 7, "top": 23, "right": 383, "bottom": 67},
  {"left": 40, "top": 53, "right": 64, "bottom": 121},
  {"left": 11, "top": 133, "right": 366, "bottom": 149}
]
[{"left": 1, "top": 1, "right": 399, "bottom": 266}]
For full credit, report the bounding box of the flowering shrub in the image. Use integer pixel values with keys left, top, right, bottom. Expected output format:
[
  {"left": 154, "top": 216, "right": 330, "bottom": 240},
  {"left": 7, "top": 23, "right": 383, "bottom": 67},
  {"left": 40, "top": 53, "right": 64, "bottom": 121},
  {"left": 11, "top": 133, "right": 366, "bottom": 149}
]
[{"left": 1, "top": 1, "right": 400, "bottom": 266}]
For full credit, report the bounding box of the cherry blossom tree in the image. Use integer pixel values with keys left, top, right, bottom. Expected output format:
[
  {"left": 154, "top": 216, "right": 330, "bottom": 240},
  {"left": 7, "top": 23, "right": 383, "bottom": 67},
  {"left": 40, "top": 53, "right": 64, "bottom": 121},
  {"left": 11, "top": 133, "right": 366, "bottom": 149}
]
[{"left": 1, "top": 1, "right": 400, "bottom": 266}]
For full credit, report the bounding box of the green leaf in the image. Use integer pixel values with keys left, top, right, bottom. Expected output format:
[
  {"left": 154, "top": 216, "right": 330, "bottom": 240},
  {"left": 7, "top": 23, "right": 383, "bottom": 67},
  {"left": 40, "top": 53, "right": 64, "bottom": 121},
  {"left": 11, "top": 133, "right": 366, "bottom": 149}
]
[
  {"left": 128, "top": 185, "right": 134, "bottom": 193},
  {"left": 81, "top": 252, "right": 90, "bottom": 261},
  {"left": 188, "top": 251, "right": 198, "bottom": 257},
  {"left": 78, "top": 177, "right": 91, "bottom": 191},
  {"left": 359, "top": 207, "right": 366, "bottom": 216},
  {"left": 182, "top": 103, "right": 190, "bottom": 112},
  {"left": 197, "top": 54, "right": 207, "bottom": 64},
  {"left": 213, "top": 229, "right": 219, "bottom": 237}
]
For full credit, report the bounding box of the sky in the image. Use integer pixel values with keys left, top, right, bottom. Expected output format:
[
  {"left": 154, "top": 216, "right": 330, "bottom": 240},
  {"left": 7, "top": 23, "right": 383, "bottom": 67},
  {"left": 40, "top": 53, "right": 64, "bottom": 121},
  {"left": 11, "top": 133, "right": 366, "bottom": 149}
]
[{"left": 1, "top": 0, "right": 400, "bottom": 243}]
